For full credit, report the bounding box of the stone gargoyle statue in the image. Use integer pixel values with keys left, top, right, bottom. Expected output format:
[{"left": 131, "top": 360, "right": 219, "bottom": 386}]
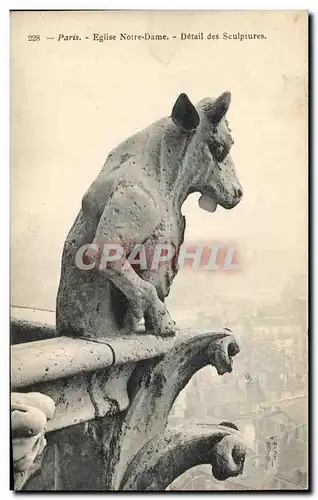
[{"left": 57, "top": 92, "right": 243, "bottom": 339}]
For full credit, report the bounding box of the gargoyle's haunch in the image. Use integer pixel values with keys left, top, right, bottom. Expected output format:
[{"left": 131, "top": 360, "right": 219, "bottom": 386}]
[{"left": 57, "top": 92, "right": 243, "bottom": 338}]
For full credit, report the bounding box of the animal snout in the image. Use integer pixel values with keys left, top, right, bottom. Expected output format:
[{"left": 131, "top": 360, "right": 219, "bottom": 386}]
[
  {"left": 234, "top": 187, "right": 243, "bottom": 200},
  {"left": 232, "top": 445, "right": 246, "bottom": 473}
]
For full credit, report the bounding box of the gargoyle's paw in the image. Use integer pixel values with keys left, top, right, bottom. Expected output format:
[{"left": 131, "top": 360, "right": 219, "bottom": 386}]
[
  {"left": 145, "top": 307, "right": 177, "bottom": 337},
  {"left": 153, "top": 325, "right": 177, "bottom": 338},
  {"left": 156, "top": 316, "right": 177, "bottom": 337}
]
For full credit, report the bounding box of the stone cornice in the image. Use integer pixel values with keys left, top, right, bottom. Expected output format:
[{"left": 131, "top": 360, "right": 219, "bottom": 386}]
[{"left": 11, "top": 328, "right": 245, "bottom": 491}]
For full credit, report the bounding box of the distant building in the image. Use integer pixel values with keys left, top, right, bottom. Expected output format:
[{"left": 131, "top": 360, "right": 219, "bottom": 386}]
[{"left": 169, "top": 396, "right": 308, "bottom": 491}]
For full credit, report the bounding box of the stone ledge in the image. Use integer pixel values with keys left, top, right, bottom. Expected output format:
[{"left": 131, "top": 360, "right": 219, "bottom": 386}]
[
  {"left": 11, "top": 329, "right": 236, "bottom": 433},
  {"left": 11, "top": 336, "right": 114, "bottom": 390},
  {"left": 11, "top": 328, "right": 244, "bottom": 490},
  {"left": 11, "top": 328, "right": 233, "bottom": 390}
]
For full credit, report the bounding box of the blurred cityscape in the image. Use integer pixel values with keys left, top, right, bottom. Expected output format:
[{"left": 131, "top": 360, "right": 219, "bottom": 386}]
[
  {"left": 167, "top": 272, "right": 308, "bottom": 490},
  {"left": 11, "top": 272, "right": 308, "bottom": 491}
]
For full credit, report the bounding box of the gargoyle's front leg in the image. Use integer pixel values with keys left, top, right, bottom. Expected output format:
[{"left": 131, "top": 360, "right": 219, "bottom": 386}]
[
  {"left": 84, "top": 186, "right": 177, "bottom": 337},
  {"left": 103, "top": 264, "right": 176, "bottom": 337}
]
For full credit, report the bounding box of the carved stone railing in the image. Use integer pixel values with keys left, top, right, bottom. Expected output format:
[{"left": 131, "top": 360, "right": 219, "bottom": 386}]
[{"left": 11, "top": 327, "right": 246, "bottom": 491}]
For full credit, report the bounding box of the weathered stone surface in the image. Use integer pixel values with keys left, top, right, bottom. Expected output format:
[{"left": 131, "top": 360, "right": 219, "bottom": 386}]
[
  {"left": 11, "top": 336, "right": 114, "bottom": 389},
  {"left": 56, "top": 92, "right": 243, "bottom": 339},
  {"left": 11, "top": 328, "right": 237, "bottom": 390},
  {"left": 21, "top": 414, "right": 123, "bottom": 491}
]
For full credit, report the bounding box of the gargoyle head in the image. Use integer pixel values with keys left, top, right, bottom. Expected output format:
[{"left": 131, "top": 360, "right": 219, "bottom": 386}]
[
  {"left": 210, "top": 429, "right": 246, "bottom": 481},
  {"left": 171, "top": 92, "right": 243, "bottom": 212}
]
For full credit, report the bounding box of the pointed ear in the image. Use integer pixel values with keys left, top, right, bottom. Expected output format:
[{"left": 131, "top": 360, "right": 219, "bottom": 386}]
[
  {"left": 171, "top": 93, "right": 200, "bottom": 131},
  {"left": 207, "top": 91, "right": 231, "bottom": 125}
]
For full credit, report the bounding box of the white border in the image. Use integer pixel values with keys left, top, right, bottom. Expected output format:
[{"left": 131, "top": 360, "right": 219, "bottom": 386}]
[
  {"left": 2, "top": 1, "right": 316, "bottom": 9},
  {"left": 2, "top": 2, "right": 315, "bottom": 498}
]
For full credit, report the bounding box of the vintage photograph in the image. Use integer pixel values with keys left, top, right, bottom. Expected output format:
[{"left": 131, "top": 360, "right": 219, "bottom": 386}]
[{"left": 10, "top": 10, "right": 308, "bottom": 491}]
